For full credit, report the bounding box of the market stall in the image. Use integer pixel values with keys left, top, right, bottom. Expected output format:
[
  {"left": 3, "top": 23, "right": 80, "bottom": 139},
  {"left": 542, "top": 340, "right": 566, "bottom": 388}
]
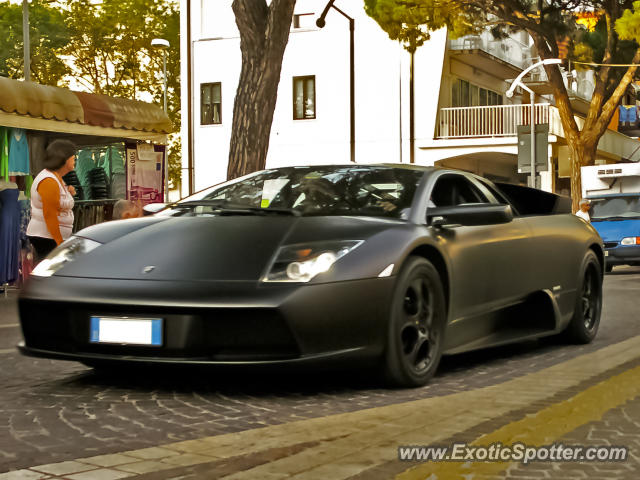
[{"left": 0, "top": 76, "right": 171, "bottom": 291}]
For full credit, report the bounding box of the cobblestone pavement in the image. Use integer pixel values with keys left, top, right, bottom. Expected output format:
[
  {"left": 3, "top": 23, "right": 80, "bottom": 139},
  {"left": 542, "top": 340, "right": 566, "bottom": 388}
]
[{"left": 1, "top": 267, "right": 640, "bottom": 478}]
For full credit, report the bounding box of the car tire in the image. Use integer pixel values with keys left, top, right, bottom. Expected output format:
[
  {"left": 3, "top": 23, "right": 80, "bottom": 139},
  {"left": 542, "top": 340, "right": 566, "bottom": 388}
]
[
  {"left": 384, "top": 256, "right": 446, "bottom": 388},
  {"left": 605, "top": 264, "right": 613, "bottom": 273},
  {"left": 564, "top": 250, "right": 602, "bottom": 344}
]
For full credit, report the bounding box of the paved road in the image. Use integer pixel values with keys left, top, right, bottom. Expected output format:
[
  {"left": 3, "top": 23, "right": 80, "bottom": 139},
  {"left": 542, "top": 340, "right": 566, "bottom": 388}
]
[{"left": 1, "top": 267, "right": 639, "bottom": 475}]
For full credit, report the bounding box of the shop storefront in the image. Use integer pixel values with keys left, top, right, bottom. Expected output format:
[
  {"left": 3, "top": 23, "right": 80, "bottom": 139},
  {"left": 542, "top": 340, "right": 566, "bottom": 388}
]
[{"left": 0, "top": 77, "right": 171, "bottom": 292}]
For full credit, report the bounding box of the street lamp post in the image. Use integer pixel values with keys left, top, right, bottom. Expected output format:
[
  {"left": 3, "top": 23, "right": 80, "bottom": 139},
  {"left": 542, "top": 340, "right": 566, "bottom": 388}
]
[
  {"left": 316, "top": 1, "right": 355, "bottom": 163},
  {"left": 506, "top": 58, "right": 562, "bottom": 188},
  {"left": 23, "top": 0, "right": 30, "bottom": 81},
  {"left": 151, "top": 38, "right": 170, "bottom": 201}
]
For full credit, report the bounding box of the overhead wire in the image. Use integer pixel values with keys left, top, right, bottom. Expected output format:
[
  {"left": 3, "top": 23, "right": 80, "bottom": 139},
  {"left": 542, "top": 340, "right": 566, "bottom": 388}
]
[{"left": 572, "top": 60, "right": 640, "bottom": 67}]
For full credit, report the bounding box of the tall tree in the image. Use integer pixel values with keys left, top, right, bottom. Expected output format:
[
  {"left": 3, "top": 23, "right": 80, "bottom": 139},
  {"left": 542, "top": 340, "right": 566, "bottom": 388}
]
[
  {"left": 364, "top": 0, "right": 479, "bottom": 54},
  {"left": 367, "top": 0, "right": 640, "bottom": 212},
  {"left": 62, "top": 0, "right": 182, "bottom": 189},
  {"left": 227, "top": 0, "right": 297, "bottom": 180},
  {"left": 0, "top": 0, "right": 70, "bottom": 85}
]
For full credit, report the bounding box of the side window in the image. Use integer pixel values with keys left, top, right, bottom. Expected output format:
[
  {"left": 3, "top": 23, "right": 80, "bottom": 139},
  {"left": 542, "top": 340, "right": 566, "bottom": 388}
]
[
  {"left": 429, "top": 174, "right": 490, "bottom": 207},
  {"left": 478, "top": 180, "right": 511, "bottom": 205}
]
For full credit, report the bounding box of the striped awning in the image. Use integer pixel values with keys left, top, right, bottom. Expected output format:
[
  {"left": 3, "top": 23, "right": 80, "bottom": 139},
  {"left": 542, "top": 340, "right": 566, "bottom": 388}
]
[{"left": 0, "top": 77, "right": 172, "bottom": 135}]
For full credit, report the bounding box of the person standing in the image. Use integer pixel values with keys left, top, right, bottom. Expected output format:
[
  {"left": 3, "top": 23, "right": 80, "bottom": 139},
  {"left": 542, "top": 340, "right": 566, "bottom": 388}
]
[
  {"left": 26, "top": 140, "right": 77, "bottom": 262},
  {"left": 575, "top": 198, "right": 591, "bottom": 223}
]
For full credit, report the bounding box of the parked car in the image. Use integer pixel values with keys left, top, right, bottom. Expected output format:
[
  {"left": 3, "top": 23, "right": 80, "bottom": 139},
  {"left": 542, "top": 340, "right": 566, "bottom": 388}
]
[
  {"left": 581, "top": 163, "right": 640, "bottom": 272},
  {"left": 18, "top": 165, "right": 604, "bottom": 387}
]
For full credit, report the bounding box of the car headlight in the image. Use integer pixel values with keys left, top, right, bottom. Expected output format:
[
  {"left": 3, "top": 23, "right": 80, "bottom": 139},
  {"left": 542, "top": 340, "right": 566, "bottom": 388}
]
[
  {"left": 263, "top": 240, "right": 363, "bottom": 282},
  {"left": 620, "top": 237, "right": 640, "bottom": 246},
  {"left": 31, "top": 236, "right": 102, "bottom": 277}
]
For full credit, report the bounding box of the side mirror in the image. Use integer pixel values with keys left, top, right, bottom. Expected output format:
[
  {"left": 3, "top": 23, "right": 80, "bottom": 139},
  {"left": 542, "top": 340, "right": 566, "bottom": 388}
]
[
  {"left": 427, "top": 203, "right": 513, "bottom": 227},
  {"left": 143, "top": 202, "right": 167, "bottom": 215}
]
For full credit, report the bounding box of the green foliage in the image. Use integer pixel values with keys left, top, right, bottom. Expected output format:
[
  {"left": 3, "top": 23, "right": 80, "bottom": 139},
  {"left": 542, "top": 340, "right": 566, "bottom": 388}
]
[
  {"left": 572, "top": 42, "right": 594, "bottom": 70},
  {"left": 0, "top": 0, "right": 70, "bottom": 85},
  {"left": 0, "top": 0, "right": 181, "bottom": 190},
  {"left": 61, "top": 0, "right": 181, "bottom": 189},
  {"left": 616, "top": 1, "right": 640, "bottom": 43},
  {"left": 364, "top": 0, "right": 480, "bottom": 53}
]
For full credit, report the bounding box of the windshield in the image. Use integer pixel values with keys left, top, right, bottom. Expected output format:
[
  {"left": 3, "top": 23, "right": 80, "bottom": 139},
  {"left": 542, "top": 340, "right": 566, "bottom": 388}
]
[
  {"left": 166, "top": 166, "right": 424, "bottom": 218},
  {"left": 590, "top": 196, "right": 640, "bottom": 220}
]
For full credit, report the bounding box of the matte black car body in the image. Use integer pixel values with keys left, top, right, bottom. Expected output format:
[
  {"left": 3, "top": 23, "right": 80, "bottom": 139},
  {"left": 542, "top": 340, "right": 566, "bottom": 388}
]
[{"left": 18, "top": 165, "right": 604, "bottom": 386}]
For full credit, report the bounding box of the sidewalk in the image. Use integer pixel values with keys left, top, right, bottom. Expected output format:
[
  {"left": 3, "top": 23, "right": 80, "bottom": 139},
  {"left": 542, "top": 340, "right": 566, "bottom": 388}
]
[{"left": 4, "top": 334, "right": 640, "bottom": 480}]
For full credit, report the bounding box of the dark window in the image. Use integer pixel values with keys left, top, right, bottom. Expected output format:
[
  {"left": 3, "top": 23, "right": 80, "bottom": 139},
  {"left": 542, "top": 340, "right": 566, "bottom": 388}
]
[
  {"left": 201, "top": 83, "right": 221, "bottom": 125},
  {"left": 452, "top": 78, "right": 502, "bottom": 107},
  {"left": 293, "top": 76, "right": 316, "bottom": 120},
  {"left": 429, "top": 174, "right": 490, "bottom": 207}
]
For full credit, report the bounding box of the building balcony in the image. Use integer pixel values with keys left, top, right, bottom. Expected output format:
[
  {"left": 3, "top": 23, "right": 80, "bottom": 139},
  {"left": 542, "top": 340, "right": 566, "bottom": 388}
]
[
  {"left": 523, "top": 67, "right": 594, "bottom": 114},
  {"left": 448, "top": 31, "right": 531, "bottom": 77},
  {"left": 436, "top": 103, "right": 551, "bottom": 139}
]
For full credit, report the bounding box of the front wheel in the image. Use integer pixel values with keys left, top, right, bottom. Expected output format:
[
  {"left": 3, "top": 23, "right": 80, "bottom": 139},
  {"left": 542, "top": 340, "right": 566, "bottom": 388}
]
[
  {"left": 564, "top": 250, "right": 602, "bottom": 344},
  {"left": 384, "top": 257, "right": 446, "bottom": 387}
]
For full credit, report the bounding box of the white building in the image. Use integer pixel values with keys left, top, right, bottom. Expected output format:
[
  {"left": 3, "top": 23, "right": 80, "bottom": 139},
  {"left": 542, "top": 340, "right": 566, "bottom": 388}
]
[{"left": 180, "top": 0, "right": 639, "bottom": 197}]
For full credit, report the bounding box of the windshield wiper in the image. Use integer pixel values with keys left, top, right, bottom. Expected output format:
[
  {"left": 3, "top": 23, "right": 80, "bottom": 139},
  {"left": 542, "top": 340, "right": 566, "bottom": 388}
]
[
  {"left": 173, "top": 199, "right": 231, "bottom": 208},
  {"left": 592, "top": 215, "right": 640, "bottom": 221},
  {"left": 218, "top": 206, "right": 301, "bottom": 216},
  {"left": 173, "top": 200, "right": 300, "bottom": 216}
]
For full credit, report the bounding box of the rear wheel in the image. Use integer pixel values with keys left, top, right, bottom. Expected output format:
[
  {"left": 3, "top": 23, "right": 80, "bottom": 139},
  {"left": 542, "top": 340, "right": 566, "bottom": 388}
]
[
  {"left": 565, "top": 250, "right": 602, "bottom": 344},
  {"left": 605, "top": 264, "right": 613, "bottom": 273},
  {"left": 384, "top": 257, "right": 446, "bottom": 387}
]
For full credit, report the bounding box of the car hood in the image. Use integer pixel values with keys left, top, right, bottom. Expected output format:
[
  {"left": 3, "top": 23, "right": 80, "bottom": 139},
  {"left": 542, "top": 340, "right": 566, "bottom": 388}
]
[
  {"left": 591, "top": 218, "right": 640, "bottom": 242},
  {"left": 56, "top": 215, "right": 403, "bottom": 281}
]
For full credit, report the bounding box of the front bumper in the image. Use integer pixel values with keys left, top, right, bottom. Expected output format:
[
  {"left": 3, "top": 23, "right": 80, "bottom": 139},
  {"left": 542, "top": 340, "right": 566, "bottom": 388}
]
[
  {"left": 18, "top": 276, "right": 394, "bottom": 366},
  {"left": 604, "top": 244, "right": 640, "bottom": 266}
]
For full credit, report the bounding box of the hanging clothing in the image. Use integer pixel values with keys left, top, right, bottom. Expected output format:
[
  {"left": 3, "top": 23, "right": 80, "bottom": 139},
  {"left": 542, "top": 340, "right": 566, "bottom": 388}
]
[
  {"left": 24, "top": 175, "right": 33, "bottom": 199},
  {"left": 0, "top": 128, "right": 8, "bottom": 182},
  {"left": 27, "top": 169, "right": 75, "bottom": 243},
  {"left": 619, "top": 105, "right": 638, "bottom": 123},
  {"left": 0, "top": 186, "right": 20, "bottom": 284},
  {"left": 28, "top": 134, "right": 47, "bottom": 176},
  {"left": 8, "top": 128, "right": 30, "bottom": 175}
]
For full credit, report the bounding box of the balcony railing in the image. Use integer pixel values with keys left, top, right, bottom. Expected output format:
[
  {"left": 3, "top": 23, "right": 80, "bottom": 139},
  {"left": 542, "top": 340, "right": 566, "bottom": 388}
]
[
  {"left": 449, "top": 31, "right": 531, "bottom": 70},
  {"left": 528, "top": 65, "right": 594, "bottom": 101},
  {"left": 436, "top": 104, "right": 550, "bottom": 139}
]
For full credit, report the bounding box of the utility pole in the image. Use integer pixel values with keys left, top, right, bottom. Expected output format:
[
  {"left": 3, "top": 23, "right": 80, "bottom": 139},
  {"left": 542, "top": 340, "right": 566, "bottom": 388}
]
[{"left": 23, "top": 0, "right": 30, "bottom": 81}]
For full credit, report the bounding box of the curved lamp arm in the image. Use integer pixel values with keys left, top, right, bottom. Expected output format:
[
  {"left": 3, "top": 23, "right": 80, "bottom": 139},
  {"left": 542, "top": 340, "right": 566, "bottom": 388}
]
[{"left": 506, "top": 58, "right": 562, "bottom": 98}]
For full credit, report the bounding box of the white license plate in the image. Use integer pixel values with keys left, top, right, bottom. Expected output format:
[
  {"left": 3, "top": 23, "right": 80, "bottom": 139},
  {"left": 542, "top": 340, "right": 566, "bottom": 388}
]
[
  {"left": 90, "top": 316, "right": 162, "bottom": 346},
  {"left": 605, "top": 251, "right": 609, "bottom": 256}
]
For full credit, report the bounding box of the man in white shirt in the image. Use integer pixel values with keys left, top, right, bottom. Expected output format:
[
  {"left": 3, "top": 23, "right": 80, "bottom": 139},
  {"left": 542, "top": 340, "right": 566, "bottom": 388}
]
[{"left": 575, "top": 198, "right": 591, "bottom": 222}]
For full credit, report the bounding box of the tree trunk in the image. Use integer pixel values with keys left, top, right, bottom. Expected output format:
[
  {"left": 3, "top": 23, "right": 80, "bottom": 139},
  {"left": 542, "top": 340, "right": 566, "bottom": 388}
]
[
  {"left": 567, "top": 135, "right": 597, "bottom": 213},
  {"left": 227, "top": 0, "right": 296, "bottom": 180}
]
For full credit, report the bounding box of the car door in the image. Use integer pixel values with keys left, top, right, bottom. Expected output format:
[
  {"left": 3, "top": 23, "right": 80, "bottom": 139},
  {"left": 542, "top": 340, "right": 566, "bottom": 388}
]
[
  {"left": 425, "top": 173, "right": 533, "bottom": 330},
  {"left": 515, "top": 209, "right": 585, "bottom": 317}
]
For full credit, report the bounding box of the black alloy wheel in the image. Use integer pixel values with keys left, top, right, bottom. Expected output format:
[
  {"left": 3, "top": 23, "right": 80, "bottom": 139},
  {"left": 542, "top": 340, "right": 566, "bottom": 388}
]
[
  {"left": 565, "top": 250, "right": 602, "bottom": 344},
  {"left": 384, "top": 256, "right": 446, "bottom": 387}
]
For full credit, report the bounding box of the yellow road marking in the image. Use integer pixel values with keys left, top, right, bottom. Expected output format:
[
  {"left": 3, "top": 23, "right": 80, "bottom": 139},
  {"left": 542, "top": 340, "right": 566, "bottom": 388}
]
[{"left": 397, "top": 364, "right": 640, "bottom": 480}]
